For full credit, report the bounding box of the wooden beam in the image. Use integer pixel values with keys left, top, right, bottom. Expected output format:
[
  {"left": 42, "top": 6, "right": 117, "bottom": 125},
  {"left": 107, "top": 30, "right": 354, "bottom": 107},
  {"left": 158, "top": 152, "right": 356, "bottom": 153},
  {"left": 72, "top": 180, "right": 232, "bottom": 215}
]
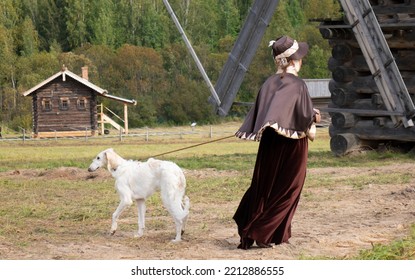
[
  {"left": 329, "top": 124, "right": 415, "bottom": 142},
  {"left": 330, "top": 133, "right": 361, "bottom": 156},
  {"left": 100, "top": 103, "right": 104, "bottom": 135},
  {"left": 35, "top": 130, "right": 97, "bottom": 138},
  {"left": 124, "top": 103, "right": 128, "bottom": 135},
  {"left": 321, "top": 107, "right": 404, "bottom": 117}
]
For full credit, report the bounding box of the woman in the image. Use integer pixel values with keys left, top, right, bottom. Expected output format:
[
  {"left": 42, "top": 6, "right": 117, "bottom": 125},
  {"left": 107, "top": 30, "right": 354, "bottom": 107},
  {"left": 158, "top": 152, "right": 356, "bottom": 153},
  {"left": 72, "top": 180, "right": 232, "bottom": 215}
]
[{"left": 233, "top": 35, "right": 321, "bottom": 249}]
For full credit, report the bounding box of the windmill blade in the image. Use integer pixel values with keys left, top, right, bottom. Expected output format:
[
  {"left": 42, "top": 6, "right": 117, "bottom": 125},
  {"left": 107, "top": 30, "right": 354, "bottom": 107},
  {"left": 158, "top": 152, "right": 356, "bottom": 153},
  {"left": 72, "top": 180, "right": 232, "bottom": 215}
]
[{"left": 212, "top": 0, "right": 281, "bottom": 116}]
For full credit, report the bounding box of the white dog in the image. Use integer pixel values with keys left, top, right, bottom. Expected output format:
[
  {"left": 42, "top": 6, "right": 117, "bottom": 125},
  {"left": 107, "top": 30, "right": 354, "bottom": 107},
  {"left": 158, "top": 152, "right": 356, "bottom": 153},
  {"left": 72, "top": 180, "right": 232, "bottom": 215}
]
[{"left": 88, "top": 148, "right": 190, "bottom": 242}]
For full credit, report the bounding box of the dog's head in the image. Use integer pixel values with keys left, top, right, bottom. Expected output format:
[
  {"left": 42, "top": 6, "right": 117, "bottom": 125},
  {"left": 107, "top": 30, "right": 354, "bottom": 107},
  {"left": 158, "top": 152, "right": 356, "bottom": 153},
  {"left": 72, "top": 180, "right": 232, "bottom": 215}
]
[{"left": 88, "top": 148, "right": 114, "bottom": 172}]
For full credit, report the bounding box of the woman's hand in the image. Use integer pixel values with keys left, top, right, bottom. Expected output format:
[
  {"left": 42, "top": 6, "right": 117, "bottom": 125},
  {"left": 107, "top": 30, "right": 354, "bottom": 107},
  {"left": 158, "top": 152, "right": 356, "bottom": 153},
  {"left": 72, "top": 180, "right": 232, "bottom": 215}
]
[{"left": 313, "top": 108, "right": 321, "bottom": 123}]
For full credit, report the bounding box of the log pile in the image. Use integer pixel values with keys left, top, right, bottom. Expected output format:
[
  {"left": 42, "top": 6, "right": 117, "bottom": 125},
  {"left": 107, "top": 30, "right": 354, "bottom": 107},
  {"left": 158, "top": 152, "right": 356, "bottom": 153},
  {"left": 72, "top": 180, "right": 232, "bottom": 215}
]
[{"left": 319, "top": 0, "right": 415, "bottom": 155}]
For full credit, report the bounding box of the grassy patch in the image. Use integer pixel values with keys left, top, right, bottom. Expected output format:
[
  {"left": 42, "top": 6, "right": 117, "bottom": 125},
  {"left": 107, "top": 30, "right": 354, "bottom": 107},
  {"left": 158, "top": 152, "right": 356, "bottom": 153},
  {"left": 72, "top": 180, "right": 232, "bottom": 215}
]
[
  {"left": 356, "top": 225, "right": 415, "bottom": 260},
  {"left": 173, "top": 153, "right": 256, "bottom": 171},
  {"left": 305, "top": 170, "right": 412, "bottom": 189},
  {"left": 186, "top": 173, "right": 250, "bottom": 204}
]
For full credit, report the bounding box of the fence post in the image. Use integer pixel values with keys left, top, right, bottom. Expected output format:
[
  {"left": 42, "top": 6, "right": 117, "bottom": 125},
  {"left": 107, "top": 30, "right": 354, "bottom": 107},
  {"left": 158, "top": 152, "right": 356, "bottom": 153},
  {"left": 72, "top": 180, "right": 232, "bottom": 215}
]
[
  {"left": 119, "top": 128, "right": 123, "bottom": 141},
  {"left": 146, "top": 129, "right": 149, "bottom": 142},
  {"left": 210, "top": 126, "right": 213, "bottom": 138}
]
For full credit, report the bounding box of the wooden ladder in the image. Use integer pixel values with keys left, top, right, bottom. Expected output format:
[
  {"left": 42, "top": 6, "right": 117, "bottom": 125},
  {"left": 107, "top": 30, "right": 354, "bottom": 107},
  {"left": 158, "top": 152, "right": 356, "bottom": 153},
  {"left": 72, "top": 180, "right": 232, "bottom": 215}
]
[
  {"left": 97, "top": 104, "right": 126, "bottom": 135},
  {"left": 339, "top": 0, "right": 415, "bottom": 127}
]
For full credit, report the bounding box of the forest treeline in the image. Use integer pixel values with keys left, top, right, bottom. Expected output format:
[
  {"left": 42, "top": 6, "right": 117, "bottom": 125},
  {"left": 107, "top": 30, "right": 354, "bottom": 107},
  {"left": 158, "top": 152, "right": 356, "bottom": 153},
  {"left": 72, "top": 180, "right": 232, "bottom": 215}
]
[{"left": 0, "top": 0, "right": 341, "bottom": 130}]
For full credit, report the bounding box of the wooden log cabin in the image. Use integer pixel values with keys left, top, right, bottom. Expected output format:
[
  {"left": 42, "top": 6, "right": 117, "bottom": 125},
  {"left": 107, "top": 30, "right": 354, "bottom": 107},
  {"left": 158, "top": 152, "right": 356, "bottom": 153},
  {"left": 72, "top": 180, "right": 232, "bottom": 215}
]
[
  {"left": 23, "top": 66, "right": 136, "bottom": 138},
  {"left": 319, "top": 1, "right": 415, "bottom": 156}
]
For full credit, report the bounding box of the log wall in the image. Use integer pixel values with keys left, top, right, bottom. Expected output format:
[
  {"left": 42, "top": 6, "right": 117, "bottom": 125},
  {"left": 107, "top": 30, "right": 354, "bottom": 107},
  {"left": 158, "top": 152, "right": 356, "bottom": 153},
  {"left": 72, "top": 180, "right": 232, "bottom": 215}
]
[
  {"left": 31, "top": 76, "right": 98, "bottom": 138},
  {"left": 320, "top": 0, "right": 415, "bottom": 155}
]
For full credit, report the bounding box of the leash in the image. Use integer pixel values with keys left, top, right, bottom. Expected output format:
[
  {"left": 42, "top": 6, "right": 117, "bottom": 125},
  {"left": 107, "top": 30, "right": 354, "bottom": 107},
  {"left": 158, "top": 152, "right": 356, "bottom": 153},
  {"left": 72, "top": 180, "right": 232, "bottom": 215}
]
[{"left": 141, "top": 134, "right": 235, "bottom": 160}]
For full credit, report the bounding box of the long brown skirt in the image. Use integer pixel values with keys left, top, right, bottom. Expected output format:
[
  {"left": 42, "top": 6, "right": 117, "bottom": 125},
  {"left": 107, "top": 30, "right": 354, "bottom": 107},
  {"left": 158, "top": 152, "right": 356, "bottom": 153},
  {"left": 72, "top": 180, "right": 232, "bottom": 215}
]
[{"left": 233, "top": 127, "right": 308, "bottom": 249}]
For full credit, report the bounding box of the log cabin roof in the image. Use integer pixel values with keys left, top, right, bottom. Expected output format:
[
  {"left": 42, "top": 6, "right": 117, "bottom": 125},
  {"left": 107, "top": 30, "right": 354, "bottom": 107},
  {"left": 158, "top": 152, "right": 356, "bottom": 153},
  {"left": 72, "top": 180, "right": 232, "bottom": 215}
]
[
  {"left": 22, "top": 68, "right": 137, "bottom": 105},
  {"left": 303, "top": 79, "right": 331, "bottom": 99}
]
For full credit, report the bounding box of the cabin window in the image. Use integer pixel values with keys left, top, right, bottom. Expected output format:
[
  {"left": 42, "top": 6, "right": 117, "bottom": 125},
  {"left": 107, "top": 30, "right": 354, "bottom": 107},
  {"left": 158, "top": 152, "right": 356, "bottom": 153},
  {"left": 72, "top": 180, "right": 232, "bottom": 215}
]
[
  {"left": 77, "top": 98, "right": 87, "bottom": 110},
  {"left": 59, "top": 97, "right": 70, "bottom": 110},
  {"left": 42, "top": 98, "right": 52, "bottom": 111}
]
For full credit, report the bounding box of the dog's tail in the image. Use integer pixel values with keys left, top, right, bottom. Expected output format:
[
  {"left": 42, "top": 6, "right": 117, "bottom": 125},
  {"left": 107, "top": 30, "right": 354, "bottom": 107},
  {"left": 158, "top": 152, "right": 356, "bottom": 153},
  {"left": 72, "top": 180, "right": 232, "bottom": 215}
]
[
  {"left": 161, "top": 189, "right": 190, "bottom": 221},
  {"left": 182, "top": 195, "right": 190, "bottom": 213},
  {"left": 180, "top": 195, "right": 190, "bottom": 234}
]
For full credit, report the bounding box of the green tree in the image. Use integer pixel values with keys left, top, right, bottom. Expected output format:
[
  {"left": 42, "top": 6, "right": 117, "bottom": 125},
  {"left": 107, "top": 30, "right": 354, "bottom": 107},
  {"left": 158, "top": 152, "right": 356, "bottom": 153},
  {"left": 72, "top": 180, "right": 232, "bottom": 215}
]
[
  {"left": 109, "top": 44, "right": 168, "bottom": 126},
  {"left": 235, "top": 0, "right": 253, "bottom": 20},
  {"left": 17, "top": 51, "right": 60, "bottom": 90},
  {"left": 173, "top": 0, "right": 220, "bottom": 47},
  {"left": 138, "top": 1, "right": 170, "bottom": 49},
  {"left": 160, "top": 75, "right": 215, "bottom": 124},
  {"left": 113, "top": 0, "right": 141, "bottom": 47},
  {"left": 0, "top": 25, "right": 18, "bottom": 122},
  {"left": 58, "top": 52, "right": 92, "bottom": 73},
  {"left": 304, "top": 0, "right": 342, "bottom": 19},
  {"left": 12, "top": 51, "right": 60, "bottom": 130},
  {"left": 286, "top": 0, "right": 306, "bottom": 27},
  {"left": 89, "top": 0, "right": 116, "bottom": 47},
  {"left": 0, "top": 0, "right": 20, "bottom": 29},
  {"left": 217, "top": 0, "right": 240, "bottom": 39},
  {"left": 75, "top": 44, "right": 115, "bottom": 85},
  {"left": 34, "top": 0, "right": 65, "bottom": 51},
  {"left": 16, "top": 16, "right": 39, "bottom": 56},
  {"left": 65, "top": 0, "right": 89, "bottom": 49},
  {"left": 301, "top": 45, "right": 330, "bottom": 78}
]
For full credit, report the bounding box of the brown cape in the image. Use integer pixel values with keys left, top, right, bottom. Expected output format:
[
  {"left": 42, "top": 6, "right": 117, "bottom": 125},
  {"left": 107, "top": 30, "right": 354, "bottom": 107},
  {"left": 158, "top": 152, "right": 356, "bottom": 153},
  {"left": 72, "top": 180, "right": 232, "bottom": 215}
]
[{"left": 235, "top": 73, "right": 315, "bottom": 141}]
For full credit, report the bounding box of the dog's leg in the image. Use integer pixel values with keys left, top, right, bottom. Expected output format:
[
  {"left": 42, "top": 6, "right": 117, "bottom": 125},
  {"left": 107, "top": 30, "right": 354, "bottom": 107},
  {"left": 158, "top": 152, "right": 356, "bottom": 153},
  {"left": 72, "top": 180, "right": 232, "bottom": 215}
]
[
  {"left": 135, "top": 199, "right": 146, "bottom": 238},
  {"left": 160, "top": 191, "right": 183, "bottom": 242},
  {"left": 111, "top": 203, "right": 125, "bottom": 235},
  {"left": 181, "top": 214, "right": 188, "bottom": 236},
  {"left": 111, "top": 196, "right": 132, "bottom": 235},
  {"left": 172, "top": 219, "right": 183, "bottom": 243}
]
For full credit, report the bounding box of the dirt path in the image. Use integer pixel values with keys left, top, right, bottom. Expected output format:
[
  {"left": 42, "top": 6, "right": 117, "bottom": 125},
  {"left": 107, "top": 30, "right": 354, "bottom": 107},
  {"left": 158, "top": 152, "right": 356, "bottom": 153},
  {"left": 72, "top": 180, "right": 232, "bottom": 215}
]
[{"left": 1, "top": 164, "right": 415, "bottom": 260}]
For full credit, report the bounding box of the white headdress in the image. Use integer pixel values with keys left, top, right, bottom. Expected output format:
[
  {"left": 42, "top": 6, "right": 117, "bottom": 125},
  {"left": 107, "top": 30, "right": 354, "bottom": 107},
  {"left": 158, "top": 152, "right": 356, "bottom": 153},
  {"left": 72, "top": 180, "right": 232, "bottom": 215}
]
[{"left": 269, "top": 40, "right": 301, "bottom": 75}]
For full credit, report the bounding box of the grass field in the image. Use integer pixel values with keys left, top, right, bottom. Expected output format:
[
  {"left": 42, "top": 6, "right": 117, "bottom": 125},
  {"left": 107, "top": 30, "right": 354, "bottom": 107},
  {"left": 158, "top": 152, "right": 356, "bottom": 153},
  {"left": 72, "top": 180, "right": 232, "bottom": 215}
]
[{"left": 0, "top": 123, "right": 414, "bottom": 260}]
